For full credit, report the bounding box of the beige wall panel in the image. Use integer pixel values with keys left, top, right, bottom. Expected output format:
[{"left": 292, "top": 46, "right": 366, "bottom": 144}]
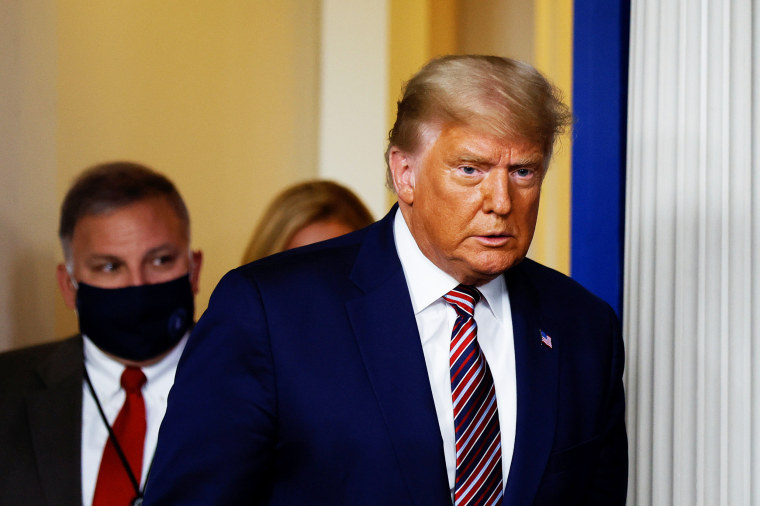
[
  {"left": 386, "top": 0, "right": 458, "bottom": 209},
  {"left": 38, "top": 0, "right": 318, "bottom": 342},
  {"left": 387, "top": 0, "right": 430, "bottom": 210},
  {"left": 389, "top": 0, "right": 430, "bottom": 109},
  {"left": 530, "top": 0, "right": 572, "bottom": 274},
  {"left": 2, "top": 0, "right": 568, "bottom": 350},
  {"left": 429, "top": 0, "right": 459, "bottom": 57},
  {"left": 0, "top": 1, "right": 60, "bottom": 351},
  {"left": 319, "top": 0, "right": 389, "bottom": 218},
  {"left": 457, "top": 0, "right": 535, "bottom": 63},
  {"left": 0, "top": 0, "right": 320, "bottom": 350}
]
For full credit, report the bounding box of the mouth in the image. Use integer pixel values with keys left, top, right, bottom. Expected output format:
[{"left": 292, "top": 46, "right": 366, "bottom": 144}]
[{"left": 474, "top": 234, "right": 512, "bottom": 247}]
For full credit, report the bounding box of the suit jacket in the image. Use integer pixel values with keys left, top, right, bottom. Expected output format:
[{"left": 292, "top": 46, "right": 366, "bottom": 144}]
[
  {"left": 144, "top": 207, "right": 627, "bottom": 505},
  {"left": 0, "top": 335, "right": 84, "bottom": 505}
]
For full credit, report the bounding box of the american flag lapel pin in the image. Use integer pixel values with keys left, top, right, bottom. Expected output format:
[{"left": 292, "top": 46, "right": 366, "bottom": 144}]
[{"left": 540, "top": 329, "right": 552, "bottom": 349}]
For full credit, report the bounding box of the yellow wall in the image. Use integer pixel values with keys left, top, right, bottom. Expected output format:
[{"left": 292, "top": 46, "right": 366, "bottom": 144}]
[
  {"left": 457, "top": 0, "right": 535, "bottom": 64},
  {"left": 41, "top": 1, "right": 320, "bottom": 340},
  {"left": 1, "top": 1, "right": 323, "bottom": 350},
  {"left": 0, "top": 2, "right": 60, "bottom": 350},
  {"left": 2, "top": 0, "right": 572, "bottom": 351},
  {"left": 530, "top": 0, "right": 573, "bottom": 275},
  {"left": 388, "top": 0, "right": 458, "bottom": 105},
  {"left": 389, "top": 0, "right": 430, "bottom": 123}
]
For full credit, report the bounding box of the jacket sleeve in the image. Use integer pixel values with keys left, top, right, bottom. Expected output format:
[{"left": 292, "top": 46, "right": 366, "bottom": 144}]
[
  {"left": 587, "top": 306, "right": 628, "bottom": 505},
  {"left": 143, "top": 269, "right": 276, "bottom": 505}
]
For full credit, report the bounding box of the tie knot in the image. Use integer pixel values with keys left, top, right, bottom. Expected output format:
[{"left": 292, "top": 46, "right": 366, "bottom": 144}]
[
  {"left": 443, "top": 284, "right": 481, "bottom": 317},
  {"left": 120, "top": 367, "right": 146, "bottom": 394}
]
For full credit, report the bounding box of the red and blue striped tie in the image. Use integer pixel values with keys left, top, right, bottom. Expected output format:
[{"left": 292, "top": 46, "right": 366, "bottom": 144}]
[{"left": 444, "top": 285, "right": 503, "bottom": 506}]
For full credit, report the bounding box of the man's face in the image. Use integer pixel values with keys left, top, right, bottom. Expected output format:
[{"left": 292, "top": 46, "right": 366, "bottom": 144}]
[
  {"left": 390, "top": 123, "right": 545, "bottom": 286},
  {"left": 57, "top": 197, "right": 202, "bottom": 309}
]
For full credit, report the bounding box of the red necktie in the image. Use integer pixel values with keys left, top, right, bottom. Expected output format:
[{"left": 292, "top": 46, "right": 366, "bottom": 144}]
[
  {"left": 444, "top": 285, "right": 503, "bottom": 506},
  {"left": 92, "top": 366, "right": 147, "bottom": 506}
]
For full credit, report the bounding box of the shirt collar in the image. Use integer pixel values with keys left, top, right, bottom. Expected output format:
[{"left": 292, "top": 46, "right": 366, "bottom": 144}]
[
  {"left": 393, "top": 208, "right": 504, "bottom": 322},
  {"left": 83, "top": 332, "right": 188, "bottom": 395}
]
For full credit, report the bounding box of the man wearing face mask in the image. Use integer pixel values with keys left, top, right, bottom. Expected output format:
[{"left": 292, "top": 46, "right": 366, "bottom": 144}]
[{"left": 0, "top": 161, "right": 202, "bottom": 506}]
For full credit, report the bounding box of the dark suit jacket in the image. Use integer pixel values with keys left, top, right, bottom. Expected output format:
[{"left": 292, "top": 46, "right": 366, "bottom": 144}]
[
  {"left": 145, "top": 208, "right": 627, "bottom": 505},
  {"left": 0, "top": 335, "right": 84, "bottom": 505}
]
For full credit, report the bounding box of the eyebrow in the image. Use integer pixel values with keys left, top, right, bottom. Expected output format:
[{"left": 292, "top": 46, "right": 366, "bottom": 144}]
[
  {"left": 84, "top": 244, "right": 181, "bottom": 263},
  {"left": 511, "top": 158, "right": 544, "bottom": 169},
  {"left": 85, "top": 254, "right": 124, "bottom": 264},
  {"left": 457, "top": 153, "right": 493, "bottom": 165},
  {"left": 453, "top": 149, "right": 544, "bottom": 168},
  {"left": 142, "top": 244, "right": 182, "bottom": 259},
  {"left": 451, "top": 148, "right": 499, "bottom": 166}
]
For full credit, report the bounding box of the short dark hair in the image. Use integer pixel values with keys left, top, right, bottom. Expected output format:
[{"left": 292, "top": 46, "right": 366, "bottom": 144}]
[
  {"left": 386, "top": 55, "right": 573, "bottom": 188},
  {"left": 59, "top": 161, "right": 190, "bottom": 261}
]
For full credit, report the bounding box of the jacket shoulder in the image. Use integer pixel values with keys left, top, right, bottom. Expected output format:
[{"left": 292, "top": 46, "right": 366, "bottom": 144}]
[
  {"left": 510, "top": 258, "right": 616, "bottom": 319},
  {"left": 0, "top": 336, "right": 82, "bottom": 394},
  {"left": 237, "top": 221, "right": 371, "bottom": 285}
]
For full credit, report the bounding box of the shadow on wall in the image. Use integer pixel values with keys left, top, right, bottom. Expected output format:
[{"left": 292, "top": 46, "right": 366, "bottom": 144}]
[{"left": 0, "top": 217, "right": 64, "bottom": 351}]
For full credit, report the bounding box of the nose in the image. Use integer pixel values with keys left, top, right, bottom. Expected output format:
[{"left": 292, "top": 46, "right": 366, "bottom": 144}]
[
  {"left": 482, "top": 168, "right": 511, "bottom": 215},
  {"left": 125, "top": 269, "right": 148, "bottom": 287}
]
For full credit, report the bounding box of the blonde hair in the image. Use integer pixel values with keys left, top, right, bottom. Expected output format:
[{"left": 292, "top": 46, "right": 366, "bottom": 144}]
[
  {"left": 242, "top": 180, "right": 374, "bottom": 264},
  {"left": 385, "top": 55, "right": 573, "bottom": 188}
]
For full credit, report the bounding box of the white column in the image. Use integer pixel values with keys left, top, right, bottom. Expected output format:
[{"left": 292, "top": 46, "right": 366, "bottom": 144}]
[
  {"left": 318, "top": 0, "right": 389, "bottom": 219},
  {"left": 625, "top": 1, "right": 759, "bottom": 505}
]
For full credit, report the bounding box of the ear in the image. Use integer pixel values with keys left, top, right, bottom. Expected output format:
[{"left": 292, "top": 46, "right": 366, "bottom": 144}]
[
  {"left": 189, "top": 250, "right": 203, "bottom": 295},
  {"left": 56, "top": 263, "right": 78, "bottom": 310},
  {"left": 388, "top": 147, "right": 416, "bottom": 206}
]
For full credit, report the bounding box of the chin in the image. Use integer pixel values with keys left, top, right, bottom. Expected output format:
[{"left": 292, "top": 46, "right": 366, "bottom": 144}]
[
  {"left": 449, "top": 249, "right": 525, "bottom": 285},
  {"left": 459, "top": 264, "right": 511, "bottom": 286},
  {"left": 477, "top": 251, "right": 523, "bottom": 275}
]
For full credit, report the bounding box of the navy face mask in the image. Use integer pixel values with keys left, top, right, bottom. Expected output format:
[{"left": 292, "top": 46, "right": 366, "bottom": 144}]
[{"left": 76, "top": 274, "right": 194, "bottom": 362}]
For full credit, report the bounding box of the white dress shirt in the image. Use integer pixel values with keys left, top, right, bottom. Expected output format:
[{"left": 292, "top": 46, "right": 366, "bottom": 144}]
[
  {"left": 81, "top": 334, "right": 187, "bottom": 506},
  {"left": 393, "top": 209, "right": 517, "bottom": 497}
]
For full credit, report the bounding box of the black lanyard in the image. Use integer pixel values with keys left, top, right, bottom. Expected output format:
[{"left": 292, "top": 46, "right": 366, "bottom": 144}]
[{"left": 84, "top": 366, "right": 152, "bottom": 506}]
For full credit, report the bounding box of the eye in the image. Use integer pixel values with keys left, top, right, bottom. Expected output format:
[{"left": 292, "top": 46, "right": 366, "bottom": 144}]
[
  {"left": 97, "top": 261, "right": 121, "bottom": 273},
  {"left": 515, "top": 168, "right": 533, "bottom": 178},
  {"left": 511, "top": 166, "right": 542, "bottom": 185},
  {"left": 151, "top": 254, "right": 177, "bottom": 268},
  {"left": 460, "top": 166, "right": 477, "bottom": 175}
]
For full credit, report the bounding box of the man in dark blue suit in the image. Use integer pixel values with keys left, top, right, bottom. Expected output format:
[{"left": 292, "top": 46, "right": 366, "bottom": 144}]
[{"left": 145, "top": 55, "right": 627, "bottom": 505}]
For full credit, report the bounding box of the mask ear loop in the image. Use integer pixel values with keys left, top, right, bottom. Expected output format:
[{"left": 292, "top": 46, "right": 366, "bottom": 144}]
[
  {"left": 187, "top": 249, "right": 198, "bottom": 288},
  {"left": 66, "top": 264, "right": 79, "bottom": 290}
]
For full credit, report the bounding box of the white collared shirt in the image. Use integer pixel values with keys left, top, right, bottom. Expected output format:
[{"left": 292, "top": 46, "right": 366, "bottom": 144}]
[
  {"left": 81, "top": 334, "right": 187, "bottom": 506},
  {"left": 393, "top": 209, "right": 517, "bottom": 497}
]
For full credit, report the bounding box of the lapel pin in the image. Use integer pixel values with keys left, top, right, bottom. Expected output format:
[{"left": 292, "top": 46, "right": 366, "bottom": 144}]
[{"left": 540, "top": 329, "right": 552, "bottom": 349}]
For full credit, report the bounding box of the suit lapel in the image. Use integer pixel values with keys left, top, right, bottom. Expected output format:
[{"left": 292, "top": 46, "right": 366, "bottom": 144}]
[
  {"left": 344, "top": 211, "right": 561, "bottom": 505},
  {"left": 346, "top": 208, "right": 451, "bottom": 505},
  {"left": 502, "top": 263, "right": 559, "bottom": 505},
  {"left": 26, "top": 337, "right": 84, "bottom": 506}
]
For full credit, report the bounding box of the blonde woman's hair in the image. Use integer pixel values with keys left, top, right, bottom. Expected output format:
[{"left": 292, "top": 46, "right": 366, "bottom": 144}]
[
  {"left": 385, "top": 55, "right": 573, "bottom": 188},
  {"left": 242, "top": 180, "right": 374, "bottom": 264}
]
